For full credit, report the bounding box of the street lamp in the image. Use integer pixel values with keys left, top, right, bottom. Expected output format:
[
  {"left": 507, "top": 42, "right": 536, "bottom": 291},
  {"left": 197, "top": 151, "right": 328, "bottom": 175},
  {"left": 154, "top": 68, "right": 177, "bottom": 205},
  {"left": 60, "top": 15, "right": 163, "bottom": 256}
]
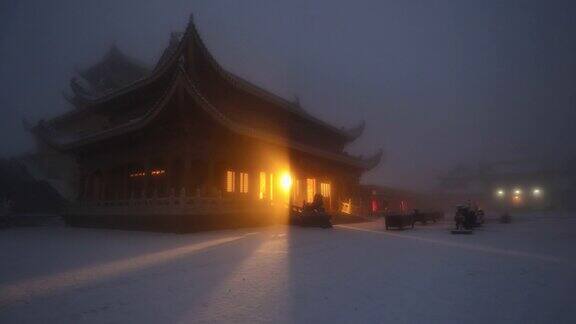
[{"left": 533, "top": 188, "right": 542, "bottom": 197}]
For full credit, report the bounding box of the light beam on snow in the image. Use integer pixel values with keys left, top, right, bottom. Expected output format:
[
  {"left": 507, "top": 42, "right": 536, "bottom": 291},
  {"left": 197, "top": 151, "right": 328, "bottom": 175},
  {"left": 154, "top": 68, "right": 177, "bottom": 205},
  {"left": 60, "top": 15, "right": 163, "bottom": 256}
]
[
  {"left": 177, "top": 230, "right": 290, "bottom": 323},
  {"left": 336, "top": 225, "right": 576, "bottom": 267},
  {"left": 0, "top": 234, "right": 251, "bottom": 306}
]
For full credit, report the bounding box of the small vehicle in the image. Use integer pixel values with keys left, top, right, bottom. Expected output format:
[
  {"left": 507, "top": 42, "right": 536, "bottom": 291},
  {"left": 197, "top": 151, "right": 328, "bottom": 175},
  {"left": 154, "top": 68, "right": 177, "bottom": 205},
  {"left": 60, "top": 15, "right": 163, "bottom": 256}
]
[
  {"left": 289, "top": 194, "right": 333, "bottom": 228},
  {"left": 451, "top": 205, "right": 474, "bottom": 234},
  {"left": 412, "top": 209, "right": 443, "bottom": 224},
  {"left": 384, "top": 213, "right": 414, "bottom": 230},
  {"left": 476, "top": 209, "right": 485, "bottom": 226}
]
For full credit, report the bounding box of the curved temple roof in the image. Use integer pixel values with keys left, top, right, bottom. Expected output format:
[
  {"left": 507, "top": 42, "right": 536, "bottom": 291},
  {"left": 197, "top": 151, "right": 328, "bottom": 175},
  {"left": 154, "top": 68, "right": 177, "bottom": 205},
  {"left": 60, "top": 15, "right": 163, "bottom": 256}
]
[
  {"left": 35, "top": 65, "right": 382, "bottom": 170},
  {"left": 32, "top": 14, "right": 382, "bottom": 171},
  {"left": 76, "top": 45, "right": 151, "bottom": 94}
]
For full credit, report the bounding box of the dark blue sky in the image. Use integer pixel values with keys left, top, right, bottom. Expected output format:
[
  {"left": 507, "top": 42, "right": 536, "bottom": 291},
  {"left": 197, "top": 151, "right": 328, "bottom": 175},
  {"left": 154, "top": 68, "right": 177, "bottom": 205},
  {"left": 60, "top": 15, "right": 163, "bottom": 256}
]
[{"left": 1, "top": 0, "right": 575, "bottom": 189}]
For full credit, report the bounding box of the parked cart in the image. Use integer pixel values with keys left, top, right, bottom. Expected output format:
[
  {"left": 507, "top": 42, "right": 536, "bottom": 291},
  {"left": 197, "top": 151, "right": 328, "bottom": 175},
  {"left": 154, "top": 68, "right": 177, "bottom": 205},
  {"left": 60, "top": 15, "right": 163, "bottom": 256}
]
[
  {"left": 384, "top": 213, "right": 414, "bottom": 230},
  {"left": 412, "top": 209, "right": 443, "bottom": 224}
]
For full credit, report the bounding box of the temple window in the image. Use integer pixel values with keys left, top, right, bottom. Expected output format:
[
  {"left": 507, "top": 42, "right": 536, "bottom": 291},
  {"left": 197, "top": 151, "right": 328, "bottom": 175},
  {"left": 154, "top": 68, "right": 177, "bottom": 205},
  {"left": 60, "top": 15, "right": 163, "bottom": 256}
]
[
  {"left": 321, "top": 182, "right": 331, "bottom": 209},
  {"left": 226, "top": 170, "right": 236, "bottom": 192},
  {"left": 259, "top": 172, "right": 266, "bottom": 199},
  {"left": 150, "top": 169, "right": 166, "bottom": 176},
  {"left": 306, "top": 178, "right": 316, "bottom": 203},
  {"left": 320, "top": 182, "right": 331, "bottom": 198},
  {"left": 293, "top": 179, "right": 301, "bottom": 203},
  {"left": 239, "top": 172, "right": 249, "bottom": 193},
  {"left": 129, "top": 171, "right": 146, "bottom": 177}
]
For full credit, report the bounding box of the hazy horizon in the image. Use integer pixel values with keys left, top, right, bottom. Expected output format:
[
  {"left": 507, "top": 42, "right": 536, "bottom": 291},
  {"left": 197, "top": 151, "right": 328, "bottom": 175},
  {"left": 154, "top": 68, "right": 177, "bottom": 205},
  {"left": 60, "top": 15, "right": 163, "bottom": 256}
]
[{"left": 1, "top": 0, "right": 575, "bottom": 190}]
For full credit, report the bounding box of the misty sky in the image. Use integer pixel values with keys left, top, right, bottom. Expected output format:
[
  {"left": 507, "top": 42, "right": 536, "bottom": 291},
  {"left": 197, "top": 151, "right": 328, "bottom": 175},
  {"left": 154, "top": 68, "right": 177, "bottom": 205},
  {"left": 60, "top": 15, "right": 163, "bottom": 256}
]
[{"left": 1, "top": 0, "right": 575, "bottom": 190}]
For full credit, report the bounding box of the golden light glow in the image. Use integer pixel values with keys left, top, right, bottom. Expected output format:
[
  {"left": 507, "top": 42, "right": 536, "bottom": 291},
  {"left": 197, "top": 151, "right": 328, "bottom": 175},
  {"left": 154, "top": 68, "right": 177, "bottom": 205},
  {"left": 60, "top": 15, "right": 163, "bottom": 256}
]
[
  {"left": 513, "top": 188, "right": 522, "bottom": 195},
  {"left": 320, "top": 182, "right": 331, "bottom": 198},
  {"left": 150, "top": 169, "right": 165, "bottom": 176},
  {"left": 341, "top": 198, "right": 352, "bottom": 214},
  {"left": 239, "top": 172, "right": 249, "bottom": 194},
  {"left": 280, "top": 172, "right": 293, "bottom": 192},
  {"left": 533, "top": 188, "right": 542, "bottom": 196},
  {"left": 293, "top": 179, "right": 300, "bottom": 201},
  {"left": 496, "top": 189, "right": 505, "bottom": 197},
  {"left": 226, "top": 170, "right": 235, "bottom": 193},
  {"left": 321, "top": 182, "right": 332, "bottom": 209},
  {"left": 306, "top": 178, "right": 316, "bottom": 203},
  {"left": 129, "top": 172, "right": 146, "bottom": 178},
  {"left": 0, "top": 234, "right": 249, "bottom": 306},
  {"left": 269, "top": 173, "right": 275, "bottom": 201},
  {"left": 259, "top": 172, "right": 266, "bottom": 199}
]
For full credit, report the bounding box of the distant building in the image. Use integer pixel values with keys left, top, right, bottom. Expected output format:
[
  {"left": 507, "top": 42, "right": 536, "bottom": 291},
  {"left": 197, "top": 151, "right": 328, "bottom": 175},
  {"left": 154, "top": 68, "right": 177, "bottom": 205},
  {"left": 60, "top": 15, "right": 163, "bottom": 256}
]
[
  {"left": 356, "top": 185, "right": 445, "bottom": 216},
  {"left": 439, "top": 158, "right": 576, "bottom": 210},
  {"left": 27, "top": 15, "right": 381, "bottom": 231}
]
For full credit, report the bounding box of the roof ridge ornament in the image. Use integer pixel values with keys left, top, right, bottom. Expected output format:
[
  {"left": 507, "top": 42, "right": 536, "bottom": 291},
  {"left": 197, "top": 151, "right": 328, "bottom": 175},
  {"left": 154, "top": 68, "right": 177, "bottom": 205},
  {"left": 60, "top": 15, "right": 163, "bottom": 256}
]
[
  {"left": 364, "top": 148, "right": 384, "bottom": 170},
  {"left": 186, "top": 13, "right": 197, "bottom": 37},
  {"left": 344, "top": 120, "right": 366, "bottom": 141}
]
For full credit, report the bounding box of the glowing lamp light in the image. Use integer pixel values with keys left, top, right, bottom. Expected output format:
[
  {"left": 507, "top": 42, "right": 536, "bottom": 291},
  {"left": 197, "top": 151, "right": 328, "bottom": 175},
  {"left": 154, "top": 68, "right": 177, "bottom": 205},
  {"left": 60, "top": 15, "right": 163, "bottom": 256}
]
[
  {"left": 150, "top": 169, "right": 165, "bottom": 176},
  {"left": 496, "top": 189, "right": 505, "bottom": 197},
  {"left": 533, "top": 188, "right": 542, "bottom": 197},
  {"left": 280, "top": 172, "right": 293, "bottom": 192},
  {"left": 341, "top": 199, "right": 352, "bottom": 214},
  {"left": 513, "top": 188, "right": 522, "bottom": 195}
]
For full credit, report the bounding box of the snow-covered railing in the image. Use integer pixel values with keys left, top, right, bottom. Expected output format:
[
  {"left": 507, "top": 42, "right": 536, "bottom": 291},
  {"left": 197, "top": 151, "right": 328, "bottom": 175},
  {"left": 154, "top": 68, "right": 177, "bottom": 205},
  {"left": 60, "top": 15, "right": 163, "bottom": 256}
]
[{"left": 68, "top": 194, "right": 273, "bottom": 216}]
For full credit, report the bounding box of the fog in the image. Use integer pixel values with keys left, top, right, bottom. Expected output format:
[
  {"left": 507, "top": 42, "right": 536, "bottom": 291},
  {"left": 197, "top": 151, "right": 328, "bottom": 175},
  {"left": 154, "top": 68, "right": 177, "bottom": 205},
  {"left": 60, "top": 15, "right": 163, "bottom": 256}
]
[{"left": 1, "top": 0, "right": 575, "bottom": 190}]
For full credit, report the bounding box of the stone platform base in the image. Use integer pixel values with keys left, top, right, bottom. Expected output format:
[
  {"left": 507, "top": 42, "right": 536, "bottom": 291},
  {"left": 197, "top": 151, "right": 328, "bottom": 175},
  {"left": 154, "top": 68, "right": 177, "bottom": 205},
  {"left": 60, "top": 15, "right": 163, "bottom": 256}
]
[{"left": 64, "top": 212, "right": 281, "bottom": 233}]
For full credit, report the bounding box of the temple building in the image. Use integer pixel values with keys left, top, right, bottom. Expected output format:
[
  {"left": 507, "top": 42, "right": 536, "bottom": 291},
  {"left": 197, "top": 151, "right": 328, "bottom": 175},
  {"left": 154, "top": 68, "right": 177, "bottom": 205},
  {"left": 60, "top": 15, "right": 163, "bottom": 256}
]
[{"left": 27, "top": 15, "right": 382, "bottom": 231}]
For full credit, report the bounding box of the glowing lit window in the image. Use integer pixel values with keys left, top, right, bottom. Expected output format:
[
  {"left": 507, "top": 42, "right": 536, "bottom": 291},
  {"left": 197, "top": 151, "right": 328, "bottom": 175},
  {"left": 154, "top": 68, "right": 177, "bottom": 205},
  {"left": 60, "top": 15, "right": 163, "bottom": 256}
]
[
  {"left": 280, "top": 172, "right": 292, "bottom": 192},
  {"left": 293, "top": 179, "right": 301, "bottom": 201},
  {"left": 129, "top": 171, "right": 146, "bottom": 178},
  {"left": 306, "top": 178, "right": 316, "bottom": 203},
  {"left": 320, "top": 182, "right": 331, "bottom": 198},
  {"left": 240, "top": 172, "right": 249, "bottom": 193},
  {"left": 259, "top": 172, "right": 266, "bottom": 199},
  {"left": 226, "top": 170, "right": 235, "bottom": 192},
  {"left": 150, "top": 169, "right": 165, "bottom": 176},
  {"left": 269, "top": 173, "right": 275, "bottom": 200}
]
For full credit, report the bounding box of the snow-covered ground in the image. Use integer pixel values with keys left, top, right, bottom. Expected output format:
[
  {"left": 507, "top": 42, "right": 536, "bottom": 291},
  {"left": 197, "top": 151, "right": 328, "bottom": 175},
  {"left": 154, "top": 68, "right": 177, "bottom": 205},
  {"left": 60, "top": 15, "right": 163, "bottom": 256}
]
[{"left": 1, "top": 212, "right": 575, "bottom": 323}]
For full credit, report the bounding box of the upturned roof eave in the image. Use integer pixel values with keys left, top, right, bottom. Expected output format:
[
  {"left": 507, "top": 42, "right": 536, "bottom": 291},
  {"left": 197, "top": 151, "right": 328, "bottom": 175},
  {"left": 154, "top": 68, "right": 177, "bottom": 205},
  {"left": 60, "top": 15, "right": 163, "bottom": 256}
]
[
  {"left": 54, "top": 14, "right": 360, "bottom": 142},
  {"left": 41, "top": 66, "right": 379, "bottom": 170}
]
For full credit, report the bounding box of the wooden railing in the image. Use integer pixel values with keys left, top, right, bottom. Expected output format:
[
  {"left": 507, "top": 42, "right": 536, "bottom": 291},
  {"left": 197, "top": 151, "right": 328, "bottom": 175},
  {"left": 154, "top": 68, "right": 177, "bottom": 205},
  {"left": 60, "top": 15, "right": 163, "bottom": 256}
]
[{"left": 68, "top": 195, "right": 275, "bottom": 216}]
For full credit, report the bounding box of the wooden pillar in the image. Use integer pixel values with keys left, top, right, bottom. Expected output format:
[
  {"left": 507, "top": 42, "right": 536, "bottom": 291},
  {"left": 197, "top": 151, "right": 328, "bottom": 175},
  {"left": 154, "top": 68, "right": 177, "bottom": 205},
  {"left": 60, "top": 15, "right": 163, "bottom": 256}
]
[
  {"left": 99, "top": 170, "right": 106, "bottom": 201},
  {"left": 166, "top": 155, "right": 173, "bottom": 197},
  {"left": 122, "top": 165, "right": 129, "bottom": 200},
  {"left": 143, "top": 159, "right": 151, "bottom": 199},
  {"left": 206, "top": 160, "right": 216, "bottom": 196},
  {"left": 184, "top": 150, "right": 191, "bottom": 196},
  {"left": 79, "top": 170, "right": 89, "bottom": 202}
]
